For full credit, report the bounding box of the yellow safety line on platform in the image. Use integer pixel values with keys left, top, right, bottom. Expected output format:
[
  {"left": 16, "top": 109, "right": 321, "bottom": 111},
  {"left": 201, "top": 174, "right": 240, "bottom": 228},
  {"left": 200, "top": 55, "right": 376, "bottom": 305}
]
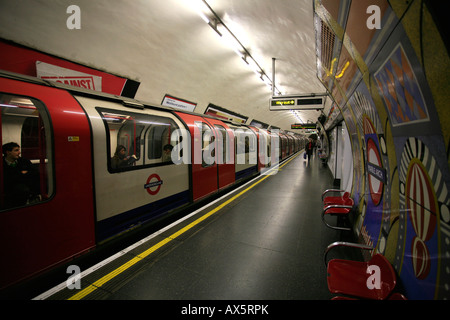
[{"left": 68, "top": 154, "right": 299, "bottom": 300}]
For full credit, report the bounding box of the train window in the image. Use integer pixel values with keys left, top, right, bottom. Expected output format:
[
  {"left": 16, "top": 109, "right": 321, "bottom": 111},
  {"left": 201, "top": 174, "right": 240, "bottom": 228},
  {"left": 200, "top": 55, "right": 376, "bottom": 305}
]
[
  {"left": 196, "top": 122, "right": 215, "bottom": 167},
  {"left": 214, "top": 125, "right": 230, "bottom": 164},
  {"left": 262, "top": 132, "right": 271, "bottom": 158},
  {"left": 229, "top": 126, "right": 257, "bottom": 165},
  {"left": 97, "top": 108, "right": 179, "bottom": 171},
  {"left": 234, "top": 129, "right": 256, "bottom": 154},
  {"left": 146, "top": 117, "right": 178, "bottom": 164},
  {"left": 0, "top": 94, "right": 53, "bottom": 211}
]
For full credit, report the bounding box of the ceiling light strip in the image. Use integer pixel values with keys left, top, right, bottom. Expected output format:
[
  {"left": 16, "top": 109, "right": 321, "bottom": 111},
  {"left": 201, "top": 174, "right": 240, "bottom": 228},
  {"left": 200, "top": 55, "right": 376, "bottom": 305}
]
[{"left": 196, "top": 0, "right": 281, "bottom": 94}]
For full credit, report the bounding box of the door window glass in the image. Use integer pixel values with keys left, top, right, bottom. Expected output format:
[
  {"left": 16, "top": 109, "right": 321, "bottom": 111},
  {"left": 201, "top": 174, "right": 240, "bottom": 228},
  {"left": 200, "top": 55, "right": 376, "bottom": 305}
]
[
  {"left": 1, "top": 94, "right": 53, "bottom": 210},
  {"left": 97, "top": 108, "right": 179, "bottom": 171}
]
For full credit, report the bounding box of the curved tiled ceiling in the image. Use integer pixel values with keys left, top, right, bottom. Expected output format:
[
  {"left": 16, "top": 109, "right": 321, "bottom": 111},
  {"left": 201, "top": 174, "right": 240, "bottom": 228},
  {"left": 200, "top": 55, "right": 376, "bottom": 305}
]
[{"left": 0, "top": 0, "right": 329, "bottom": 132}]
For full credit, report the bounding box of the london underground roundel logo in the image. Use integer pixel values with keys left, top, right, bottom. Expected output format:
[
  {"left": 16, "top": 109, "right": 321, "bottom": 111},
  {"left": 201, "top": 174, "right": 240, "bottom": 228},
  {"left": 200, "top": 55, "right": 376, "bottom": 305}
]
[
  {"left": 145, "top": 174, "right": 163, "bottom": 195},
  {"left": 367, "top": 138, "right": 383, "bottom": 206}
]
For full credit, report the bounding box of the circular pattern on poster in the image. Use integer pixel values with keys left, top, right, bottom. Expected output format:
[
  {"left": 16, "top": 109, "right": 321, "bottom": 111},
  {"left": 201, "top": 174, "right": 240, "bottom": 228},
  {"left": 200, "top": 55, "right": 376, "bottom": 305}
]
[
  {"left": 406, "top": 160, "right": 437, "bottom": 242},
  {"left": 411, "top": 236, "right": 431, "bottom": 280},
  {"left": 398, "top": 137, "right": 444, "bottom": 281}
]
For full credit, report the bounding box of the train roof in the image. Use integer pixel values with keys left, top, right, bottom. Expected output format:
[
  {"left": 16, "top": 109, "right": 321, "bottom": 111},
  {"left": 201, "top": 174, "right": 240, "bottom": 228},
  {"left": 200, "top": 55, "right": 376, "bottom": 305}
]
[
  {"left": 0, "top": 69, "right": 172, "bottom": 112},
  {"left": 0, "top": 69, "right": 306, "bottom": 136},
  {"left": 0, "top": 69, "right": 253, "bottom": 127}
]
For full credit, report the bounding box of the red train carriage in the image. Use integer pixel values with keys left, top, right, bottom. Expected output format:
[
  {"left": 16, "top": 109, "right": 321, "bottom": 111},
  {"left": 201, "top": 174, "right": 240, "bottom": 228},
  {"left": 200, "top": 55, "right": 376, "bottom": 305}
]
[
  {"left": 0, "top": 71, "right": 302, "bottom": 291},
  {"left": 0, "top": 74, "right": 96, "bottom": 289}
]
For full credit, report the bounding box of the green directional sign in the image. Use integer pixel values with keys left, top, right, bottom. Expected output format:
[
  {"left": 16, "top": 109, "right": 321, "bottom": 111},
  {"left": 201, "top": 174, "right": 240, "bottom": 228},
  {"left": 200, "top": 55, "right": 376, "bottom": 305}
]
[{"left": 291, "top": 123, "right": 316, "bottom": 129}]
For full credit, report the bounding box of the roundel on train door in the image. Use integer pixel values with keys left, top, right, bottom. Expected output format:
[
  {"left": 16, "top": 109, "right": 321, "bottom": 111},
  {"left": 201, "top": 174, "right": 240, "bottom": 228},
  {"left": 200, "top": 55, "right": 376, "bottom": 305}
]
[{"left": 145, "top": 173, "right": 163, "bottom": 195}]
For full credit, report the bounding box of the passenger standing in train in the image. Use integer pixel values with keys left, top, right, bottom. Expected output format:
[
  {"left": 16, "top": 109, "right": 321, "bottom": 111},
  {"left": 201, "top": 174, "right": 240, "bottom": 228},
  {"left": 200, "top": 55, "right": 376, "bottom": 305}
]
[
  {"left": 162, "top": 144, "right": 173, "bottom": 163},
  {"left": 1, "top": 142, "right": 38, "bottom": 209},
  {"left": 111, "top": 145, "right": 136, "bottom": 169},
  {"left": 305, "top": 138, "right": 314, "bottom": 163}
]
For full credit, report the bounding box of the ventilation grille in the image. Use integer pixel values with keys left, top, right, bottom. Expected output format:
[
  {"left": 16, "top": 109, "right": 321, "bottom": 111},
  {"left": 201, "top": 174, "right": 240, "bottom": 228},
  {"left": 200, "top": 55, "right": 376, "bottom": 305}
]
[{"left": 321, "top": 21, "right": 335, "bottom": 72}]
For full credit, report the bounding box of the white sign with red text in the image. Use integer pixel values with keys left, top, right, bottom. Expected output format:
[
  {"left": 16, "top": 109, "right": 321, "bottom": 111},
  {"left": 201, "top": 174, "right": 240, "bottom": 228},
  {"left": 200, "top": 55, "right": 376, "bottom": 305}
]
[{"left": 36, "top": 61, "right": 102, "bottom": 91}]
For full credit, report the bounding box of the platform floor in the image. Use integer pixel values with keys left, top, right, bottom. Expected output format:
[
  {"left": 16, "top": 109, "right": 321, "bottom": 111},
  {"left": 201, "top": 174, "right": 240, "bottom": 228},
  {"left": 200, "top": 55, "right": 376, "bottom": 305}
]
[{"left": 40, "top": 151, "right": 355, "bottom": 300}]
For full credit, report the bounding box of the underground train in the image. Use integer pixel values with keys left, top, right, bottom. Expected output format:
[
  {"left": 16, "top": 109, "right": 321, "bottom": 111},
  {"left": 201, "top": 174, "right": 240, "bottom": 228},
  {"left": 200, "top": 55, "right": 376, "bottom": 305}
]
[{"left": 0, "top": 70, "right": 305, "bottom": 290}]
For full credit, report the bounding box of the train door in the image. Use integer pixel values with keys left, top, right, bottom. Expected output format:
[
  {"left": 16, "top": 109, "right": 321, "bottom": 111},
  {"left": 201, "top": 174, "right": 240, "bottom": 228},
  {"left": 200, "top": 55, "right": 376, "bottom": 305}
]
[
  {"left": 259, "top": 129, "right": 272, "bottom": 171},
  {"left": 247, "top": 126, "right": 260, "bottom": 172},
  {"left": 174, "top": 112, "right": 218, "bottom": 201},
  {"left": 280, "top": 133, "right": 288, "bottom": 160},
  {"left": 0, "top": 77, "right": 95, "bottom": 289},
  {"left": 203, "top": 117, "right": 235, "bottom": 190},
  {"left": 287, "top": 135, "right": 294, "bottom": 156},
  {"left": 270, "top": 131, "right": 281, "bottom": 167},
  {"left": 230, "top": 124, "right": 258, "bottom": 180}
]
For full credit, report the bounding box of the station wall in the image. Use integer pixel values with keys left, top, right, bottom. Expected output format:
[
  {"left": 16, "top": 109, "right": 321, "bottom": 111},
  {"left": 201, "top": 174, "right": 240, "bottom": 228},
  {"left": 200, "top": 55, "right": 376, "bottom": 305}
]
[{"left": 315, "top": 0, "right": 450, "bottom": 299}]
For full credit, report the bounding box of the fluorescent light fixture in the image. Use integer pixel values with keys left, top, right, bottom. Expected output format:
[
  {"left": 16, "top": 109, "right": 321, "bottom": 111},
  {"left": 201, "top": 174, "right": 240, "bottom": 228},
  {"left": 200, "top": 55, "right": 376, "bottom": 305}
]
[
  {"left": 248, "top": 58, "right": 262, "bottom": 76},
  {"left": 198, "top": 11, "right": 210, "bottom": 24},
  {"left": 193, "top": 0, "right": 211, "bottom": 23},
  {"left": 219, "top": 25, "right": 245, "bottom": 58},
  {"left": 193, "top": 0, "right": 278, "bottom": 93},
  {"left": 261, "top": 74, "right": 272, "bottom": 85}
]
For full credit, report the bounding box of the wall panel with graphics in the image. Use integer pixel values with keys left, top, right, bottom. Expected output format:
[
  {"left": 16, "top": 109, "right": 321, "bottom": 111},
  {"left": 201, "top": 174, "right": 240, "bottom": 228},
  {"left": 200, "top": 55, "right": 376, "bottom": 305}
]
[{"left": 314, "top": 0, "right": 450, "bottom": 299}]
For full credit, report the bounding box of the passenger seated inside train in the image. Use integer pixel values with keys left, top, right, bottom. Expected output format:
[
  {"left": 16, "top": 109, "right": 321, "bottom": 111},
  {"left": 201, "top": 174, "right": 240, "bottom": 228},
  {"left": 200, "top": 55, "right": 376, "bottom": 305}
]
[
  {"left": 111, "top": 145, "right": 137, "bottom": 169},
  {"left": 1, "top": 142, "right": 40, "bottom": 209},
  {"left": 162, "top": 144, "right": 173, "bottom": 163}
]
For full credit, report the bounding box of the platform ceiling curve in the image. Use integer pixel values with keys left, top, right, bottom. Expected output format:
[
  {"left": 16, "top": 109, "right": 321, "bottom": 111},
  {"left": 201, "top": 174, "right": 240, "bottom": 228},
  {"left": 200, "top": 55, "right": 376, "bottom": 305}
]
[{"left": 0, "top": 0, "right": 328, "bottom": 132}]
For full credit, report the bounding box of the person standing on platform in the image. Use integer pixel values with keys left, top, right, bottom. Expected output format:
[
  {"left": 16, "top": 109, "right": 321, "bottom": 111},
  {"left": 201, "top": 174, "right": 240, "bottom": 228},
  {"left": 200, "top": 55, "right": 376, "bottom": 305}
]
[{"left": 305, "top": 138, "right": 314, "bottom": 163}]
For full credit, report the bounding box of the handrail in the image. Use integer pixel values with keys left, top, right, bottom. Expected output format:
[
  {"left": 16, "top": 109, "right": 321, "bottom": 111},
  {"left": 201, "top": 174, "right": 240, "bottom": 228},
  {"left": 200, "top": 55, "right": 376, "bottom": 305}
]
[
  {"left": 323, "top": 204, "right": 353, "bottom": 212},
  {"left": 321, "top": 204, "right": 353, "bottom": 231},
  {"left": 324, "top": 241, "right": 374, "bottom": 266},
  {"left": 321, "top": 189, "right": 345, "bottom": 201}
]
